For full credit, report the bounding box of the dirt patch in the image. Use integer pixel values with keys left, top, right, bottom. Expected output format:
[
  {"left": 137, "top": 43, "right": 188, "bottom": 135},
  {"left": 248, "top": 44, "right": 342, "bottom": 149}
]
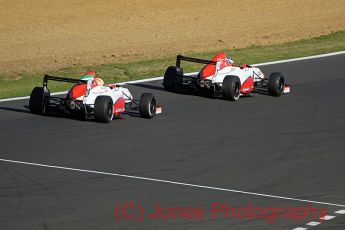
[{"left": 0, "top": 0, "right": 344, "bottom": 75}]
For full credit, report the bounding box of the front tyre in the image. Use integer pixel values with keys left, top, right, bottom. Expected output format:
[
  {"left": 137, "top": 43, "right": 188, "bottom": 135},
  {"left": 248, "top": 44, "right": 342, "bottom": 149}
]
[
  {"left": 222, "top": 75, "right": 241, "bottom": 101},
  {"left": 268, "top": 72, "right": 285, "bottom": 97},
  {"left": 139, "top": 93, "right": 157, "bottom": 119},
  {"left": 29, "top": 87, "right": 49, "bottom": 114},
  {"left": 94, "top": 96, "right": 114, "bottom": 123}
]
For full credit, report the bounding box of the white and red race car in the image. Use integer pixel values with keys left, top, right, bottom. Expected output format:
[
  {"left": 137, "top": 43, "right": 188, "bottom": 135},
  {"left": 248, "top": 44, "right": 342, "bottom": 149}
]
[
  {"left": 29, "top": 71, "right": 162, "bottom": 123},
  {"left": 163, "top": 52, "right": 290, "bottom": 100}
]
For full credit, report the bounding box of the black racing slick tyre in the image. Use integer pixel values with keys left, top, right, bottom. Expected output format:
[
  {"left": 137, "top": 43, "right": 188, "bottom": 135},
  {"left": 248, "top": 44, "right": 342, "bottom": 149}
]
[
  {"left": 139, "top": 93, "right": 157, "bottom": 119},
  {"left": 222, "top": 75, "right": 241, "bottom": 101},
  {"left": 29, "top": 87, "right": 49, "bottom": 115},
  {"left": 268, "top": 72, "right": 285, "bottom": 97},
  {"left": 163, "top": 66, "right": 183, "bottom": 92},
  {"left": 94, "top": 96, "right": 114, "bottom": 123}
]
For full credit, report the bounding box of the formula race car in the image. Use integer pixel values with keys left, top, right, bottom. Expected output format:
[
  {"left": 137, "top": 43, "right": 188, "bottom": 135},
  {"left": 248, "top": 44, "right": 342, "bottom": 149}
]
[
  {"left": 163, "top": 52, "right": 290, "bottom": 100},
  {"left": 29, "top": 71, "right": 162, "bottom": 123}
]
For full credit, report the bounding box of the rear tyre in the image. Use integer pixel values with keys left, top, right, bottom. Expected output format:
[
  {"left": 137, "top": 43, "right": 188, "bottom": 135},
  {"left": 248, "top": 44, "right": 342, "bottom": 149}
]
[
  {"left": 94, "top": 96, "right": 114, "bottom": 123},
  {"left": 268, "top": 72, "right": 285, "bottom": 97},
  {"left": 222, "top": 75, "right": 241, "bottom": 101},
  {"left": 29, "top": 87, "right": 49, "bottom": 114},
  {"left": 163, "top": 66, "right": 183, "bottom": 92},
  {"left": 139, "top": 93, "right": 157, "bottom": 119}
]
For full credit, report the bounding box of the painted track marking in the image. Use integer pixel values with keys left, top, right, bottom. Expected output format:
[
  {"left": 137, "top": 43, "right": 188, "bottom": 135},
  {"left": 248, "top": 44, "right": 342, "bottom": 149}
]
[
  {"left": 306, "top": 221, "right": 320, "bottom": 226},
  {"left": 320, "top": 215, "right": 335, "bottom": 220},
  {"left": 0, "top": 158, "right": 344, "bottom": 208},
  {"left": 335, "top": 210, "right": 345, "bottom": 214},
  {"left": 292, "top": 209, "right": 345, "bottom": 230}
]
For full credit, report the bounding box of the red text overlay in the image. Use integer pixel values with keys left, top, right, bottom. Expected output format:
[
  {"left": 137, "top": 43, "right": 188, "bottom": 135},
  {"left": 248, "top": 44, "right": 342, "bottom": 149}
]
[{"left": 115, "top": 202, "right": 328, "bottom": 224}]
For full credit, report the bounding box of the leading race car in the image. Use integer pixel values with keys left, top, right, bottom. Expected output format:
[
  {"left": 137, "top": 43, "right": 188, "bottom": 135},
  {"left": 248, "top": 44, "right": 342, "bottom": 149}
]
[
  {"left": 163, "top": 52, "right": 291, "bottom": 100},
  {"left": 29, "top": 71, "right": 162, "bottom": 123}
]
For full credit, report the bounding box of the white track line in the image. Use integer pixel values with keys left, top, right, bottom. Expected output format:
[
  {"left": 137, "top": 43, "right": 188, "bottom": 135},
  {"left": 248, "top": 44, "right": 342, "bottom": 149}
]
[
  {"left": 0, "top": 158, "right": 345, "bottom": 208},
  {"left": 119, "top": 76, "right": 164, "bottom": 84},
  {"left": 292, "top": 227, "right": 307, "bottom": 230},
  {"left": 320, "top": 215, "right": 336, "bottom": 220},
  {"left": 306, "top": 221, "right": 321, "bottom": 226},
  {"left": 253, "top": 50, "right": 345, "bottom": 67},
  {"left": 335, "top": 210, "right": 345, "bottom": 214},
  {"left": 295, "top": 210, "right": 345, "bottom": 230},
  {"left": 1, "top": 50, "right": 344, "bottom": 103},
  {"left": 0, "top": 91, "right": 68, "bottom": 103}
]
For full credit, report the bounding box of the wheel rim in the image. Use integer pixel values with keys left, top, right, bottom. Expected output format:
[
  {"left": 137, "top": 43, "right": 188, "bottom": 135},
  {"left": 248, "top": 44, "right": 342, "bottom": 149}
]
[
  {"left": 42, "top": 97, "right": 49, "bottom": 114},
  {"left": 107, "top": 101, "right": 113, "bottom": 120},
  {"left": 234, "top": 81, "right": 240, "bottom": 99},
  {"left": 149, "top": 99, "right": 157, "bottom": 116},
  {"left": 42, "top": 101, "right": 46, "bottom": 114},
  {"left": 278, "top": 79, "right": 284, "bottom": 92}
]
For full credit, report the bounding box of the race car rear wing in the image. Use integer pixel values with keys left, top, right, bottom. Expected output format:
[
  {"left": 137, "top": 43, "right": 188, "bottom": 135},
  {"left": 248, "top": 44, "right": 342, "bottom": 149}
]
[
  {"left": 176, "top": 55, "right": 217, "bottom": 68},
  {"left": 41, "top": 75, "right": 92, "bottom": 107},
  {"left": 43, "top": 74, "right": 86, "bottom": 88},
  {"left": 43, "top": 74, "right": 88, "bottom": 93}
]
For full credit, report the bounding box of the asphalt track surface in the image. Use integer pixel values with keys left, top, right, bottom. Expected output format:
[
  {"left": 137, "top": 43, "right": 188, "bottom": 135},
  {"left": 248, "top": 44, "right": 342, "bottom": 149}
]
[{"left": 0, "top": 54, "right": 345, "bottom": 230}]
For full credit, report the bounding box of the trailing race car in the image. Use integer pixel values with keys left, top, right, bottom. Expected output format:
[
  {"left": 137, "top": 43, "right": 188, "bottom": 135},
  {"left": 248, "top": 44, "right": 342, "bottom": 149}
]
[
  {"left": 163, "top": 52, "right": 290, "bottom": 100},
  {"left": 29, "top": 71, "right": 162, "bottom": 123}
]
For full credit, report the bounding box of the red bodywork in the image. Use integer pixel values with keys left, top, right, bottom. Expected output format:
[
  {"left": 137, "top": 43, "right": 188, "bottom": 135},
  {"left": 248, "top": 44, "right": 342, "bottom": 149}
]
[
  {"left": 113, "top": 98, "right": 125, "bottom": 116},
  {"left": 199, "top": 52, "right": 254, "bottom": 94},
  {"left": 69, "top": 71, "right": 101, "bottom": 100},
  {"left": 68, "top": 70, "right": 126, "bottom": 117},
  {"left": 241, "top": 76, "right": 254, "bottom": 93},
  {"left": 200, "top": 52, "right": 232, "bottom": 80}
]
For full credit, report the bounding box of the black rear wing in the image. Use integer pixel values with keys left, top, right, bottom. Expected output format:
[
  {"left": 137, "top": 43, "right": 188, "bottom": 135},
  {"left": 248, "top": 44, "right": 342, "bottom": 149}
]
[
  {"left": 43, "top": 74, "right": 87, "bottom": 86},
  {"left": 43, "top": 74, "right": 87, "bottom": 92},
  {"left": 41, "top": 75, "right": 91, "bottom": 106},
  {"left": 176, "top": 55, "right": 217, "bottom": 68}
]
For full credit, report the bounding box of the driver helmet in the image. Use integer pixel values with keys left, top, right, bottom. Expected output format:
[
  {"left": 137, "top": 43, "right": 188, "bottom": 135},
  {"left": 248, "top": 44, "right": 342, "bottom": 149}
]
[
  {"left": 81, "top": 70, "right": 96, "bottom": 81},
  {"left": 81, "top": 71, "right": 104, "bottom": 86}
]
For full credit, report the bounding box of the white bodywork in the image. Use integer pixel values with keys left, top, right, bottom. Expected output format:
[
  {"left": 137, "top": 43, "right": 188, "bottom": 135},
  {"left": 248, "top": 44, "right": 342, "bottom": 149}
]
[
  {"left": 72, "top": 80, "right": 133, "bottom": 107},
  {"left": 206, "top": 61, "right": 265, "bottom": 86}
]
